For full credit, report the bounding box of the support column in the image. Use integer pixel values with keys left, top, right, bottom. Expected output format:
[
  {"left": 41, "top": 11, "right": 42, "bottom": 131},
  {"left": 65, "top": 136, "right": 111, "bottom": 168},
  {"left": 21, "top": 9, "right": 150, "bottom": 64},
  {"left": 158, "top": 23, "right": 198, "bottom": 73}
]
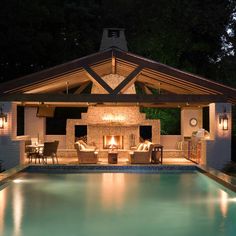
[
  {"left": 181, "top": 107, "right": 202, "bottom": 138},
  {"left": 204, "top": 103, "right": 232, "bottom": 170},
  {"left": 0, "top": 102, "right": 21, "bottom": 170}
]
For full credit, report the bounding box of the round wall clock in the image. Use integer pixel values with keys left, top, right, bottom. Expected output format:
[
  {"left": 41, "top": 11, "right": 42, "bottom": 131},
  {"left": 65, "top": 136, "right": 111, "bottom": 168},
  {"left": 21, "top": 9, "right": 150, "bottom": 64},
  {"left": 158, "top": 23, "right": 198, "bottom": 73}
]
[{"left": 189, "top": 118, "right": 198, "bottom": 127}]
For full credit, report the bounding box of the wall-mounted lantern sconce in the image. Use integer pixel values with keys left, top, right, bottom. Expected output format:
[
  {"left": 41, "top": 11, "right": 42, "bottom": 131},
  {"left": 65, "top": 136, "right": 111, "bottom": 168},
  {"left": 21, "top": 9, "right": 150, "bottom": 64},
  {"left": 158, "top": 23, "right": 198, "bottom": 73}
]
[
  {"left": 219, "top": 108, "right": 228, "bottom": 130},
  {"left": 0, "top": 106, "right": 7, "bottom": 129}
]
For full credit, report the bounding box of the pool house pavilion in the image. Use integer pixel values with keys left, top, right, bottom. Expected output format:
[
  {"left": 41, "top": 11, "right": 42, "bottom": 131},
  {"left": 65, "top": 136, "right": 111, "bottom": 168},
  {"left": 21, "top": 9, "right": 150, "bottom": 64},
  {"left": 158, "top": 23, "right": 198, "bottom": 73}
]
[{"left": 0, "top": 28, "right": 235, "bottom": 171}]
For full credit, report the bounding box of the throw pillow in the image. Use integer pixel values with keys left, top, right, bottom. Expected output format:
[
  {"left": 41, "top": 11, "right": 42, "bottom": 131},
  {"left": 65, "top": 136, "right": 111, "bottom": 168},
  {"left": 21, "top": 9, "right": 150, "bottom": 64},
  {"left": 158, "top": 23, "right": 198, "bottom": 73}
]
[
  {"left": 137, "top": 143, "right": 144, "bottom": 150},
  {"left": 143, "top": 144, "right": 149, "bottom": 150},
  {"left": 145, "top": 141, "right": 152, "bottom": 149},
  {"left": 80, "top": 143, "right": 86, "bottom": 150}
]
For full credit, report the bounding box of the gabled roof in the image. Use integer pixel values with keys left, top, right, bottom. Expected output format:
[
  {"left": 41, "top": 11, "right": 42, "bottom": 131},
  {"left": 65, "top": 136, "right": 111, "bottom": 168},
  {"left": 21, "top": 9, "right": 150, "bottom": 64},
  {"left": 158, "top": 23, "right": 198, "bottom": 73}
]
[{"left": 0, "top": 47, "right": 235, "bottom": 106}]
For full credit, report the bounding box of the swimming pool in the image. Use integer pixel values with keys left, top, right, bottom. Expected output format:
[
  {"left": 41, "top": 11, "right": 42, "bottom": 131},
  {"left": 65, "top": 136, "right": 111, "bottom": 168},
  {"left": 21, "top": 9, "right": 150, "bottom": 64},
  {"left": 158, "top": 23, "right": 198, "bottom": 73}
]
[{"left": 1, "top": 171, "right": 236, "bottom": 236}]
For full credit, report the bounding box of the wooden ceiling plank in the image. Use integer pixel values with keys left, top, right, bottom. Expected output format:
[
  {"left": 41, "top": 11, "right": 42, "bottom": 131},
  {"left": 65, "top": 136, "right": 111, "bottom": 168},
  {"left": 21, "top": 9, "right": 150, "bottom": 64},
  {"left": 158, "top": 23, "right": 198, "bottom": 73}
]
[
  {"left": 142, "top": 69, "right": 217, "bottom": 94},
  {"left": 114, "top": 60, "right": 217, "bottom": 94},
  {"left": 114, "top": 60, "right": 206, "bottom": 93},
  {"left": 91, "top": 60, "right": 112, "bottom": 76},
  {"left": 141, "top": 69, "right": 214, "bottom": 94},
  {"left": 10, "top": 69, "right": 87, "bottom": 94},
  {"left": 114, "top": 49, "right": 236, "bottom": 97},
  {"left": 138, "top": 75, "right": 191, "bottom": 94},
  {"left": 0, "top": 49, "right": 113, "bottom": 94}
]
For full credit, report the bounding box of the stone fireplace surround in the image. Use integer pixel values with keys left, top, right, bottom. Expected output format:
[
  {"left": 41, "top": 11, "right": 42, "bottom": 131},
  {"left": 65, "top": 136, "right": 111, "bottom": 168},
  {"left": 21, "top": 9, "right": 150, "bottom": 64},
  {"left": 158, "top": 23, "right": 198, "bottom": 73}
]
[
  {"left": 65, "top": 73, "right": 160, "bottom": 156},
  {"left": 66, "top": 106, "right": 160, "bottom": 152}
]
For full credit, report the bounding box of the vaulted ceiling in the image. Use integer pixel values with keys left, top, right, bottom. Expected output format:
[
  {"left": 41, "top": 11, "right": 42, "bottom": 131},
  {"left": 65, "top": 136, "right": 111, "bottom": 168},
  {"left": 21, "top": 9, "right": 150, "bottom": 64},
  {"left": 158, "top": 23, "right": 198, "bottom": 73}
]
[{"left": 0, "top": 47, "right": 235, "bottom": 107}]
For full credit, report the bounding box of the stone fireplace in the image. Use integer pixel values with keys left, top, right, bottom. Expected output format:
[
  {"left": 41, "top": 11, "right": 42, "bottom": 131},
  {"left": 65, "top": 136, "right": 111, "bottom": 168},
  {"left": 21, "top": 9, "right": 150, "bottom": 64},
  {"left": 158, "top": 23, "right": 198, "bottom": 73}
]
[{"left": 66, "top": 74, "right": 160, "bottom": 150}]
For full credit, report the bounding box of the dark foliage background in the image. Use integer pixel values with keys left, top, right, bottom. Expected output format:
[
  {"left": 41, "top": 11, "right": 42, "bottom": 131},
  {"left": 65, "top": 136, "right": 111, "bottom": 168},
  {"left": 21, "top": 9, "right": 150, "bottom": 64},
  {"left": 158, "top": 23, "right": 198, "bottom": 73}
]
[
  {"left": 0, "top": 0, "right": 236, "bottom": 134},
  {"left": 1, "top": 0, "right": 235, "bottom": 83}
]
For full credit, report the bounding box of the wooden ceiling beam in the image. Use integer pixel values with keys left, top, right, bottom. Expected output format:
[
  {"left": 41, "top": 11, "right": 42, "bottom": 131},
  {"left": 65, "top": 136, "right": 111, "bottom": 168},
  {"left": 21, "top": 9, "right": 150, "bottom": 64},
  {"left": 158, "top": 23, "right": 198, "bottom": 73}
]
[
  {"left": 83, "top": 65, "right": 113, "bottom": 94},
  {"left": 113, "top": 59, "right": 203, "bottom": 93},
  {"left": 112, "top": 65, "right": 143, "bottom": 94},
  {"left": 137, "top": 82, "right": 153, "bottom": 94},
  {"left": 0, "top": 93, "right": 228, "bottom": 103},
  {"left": 114, "top": 49, "right": 236, "bottom": 97},
  {"left": 73, "top": 81, "right": 91, "bottom": 94},
  {"left": 0, "top": 49, "right": 112, "bottom": 94},
  {"left": 112, "top": 55, "right": 116, "bottom": 74},
  {"left": 113, "top": 59, "right": 218, "bottom": 94}
]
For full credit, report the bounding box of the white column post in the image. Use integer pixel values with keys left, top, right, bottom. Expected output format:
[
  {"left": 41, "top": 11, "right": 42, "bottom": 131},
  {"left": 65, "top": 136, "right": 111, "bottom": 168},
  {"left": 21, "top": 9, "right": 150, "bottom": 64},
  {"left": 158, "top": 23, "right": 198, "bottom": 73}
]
[{"left": 205, "top": 103, "right": 232, "bottom": 169}]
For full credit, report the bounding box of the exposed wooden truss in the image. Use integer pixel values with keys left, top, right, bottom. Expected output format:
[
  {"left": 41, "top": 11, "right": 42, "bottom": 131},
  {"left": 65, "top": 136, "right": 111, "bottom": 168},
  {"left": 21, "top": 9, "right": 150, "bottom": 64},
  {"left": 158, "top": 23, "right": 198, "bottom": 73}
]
[
  {"left": 73, "top": 81, "right": 91, "bottom": 94},
  {"left": 83, "top": 65, "right": 113, "bottom": 94},
  {"left": 0, "top": 47, "right": 235, "bottom": 104},
  {"left": 112, "top": 65, "right": 143, "bottom": 94},
  {"left": 114, "top": 50, "right": 236, "bottom": 98},
  {"left": 138, "top": 82, "right": 153, "bottom": 95}
]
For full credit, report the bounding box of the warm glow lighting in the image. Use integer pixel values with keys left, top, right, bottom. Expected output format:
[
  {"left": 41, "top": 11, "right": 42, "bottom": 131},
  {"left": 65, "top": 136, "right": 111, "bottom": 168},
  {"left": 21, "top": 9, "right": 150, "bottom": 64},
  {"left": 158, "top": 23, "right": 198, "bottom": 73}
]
[
  {"left": 102, "top": 114, "right": 126, "bottom": 122},
  {"left": 112, "top": 56, "right": 116, "bottom": 67},
  {"left": 0, "top": 106, "right": 7, "bottom": 129},
  {"left": 219, "top": 107, "right": 229, "bottom": 131},
  {"left": 103, "top": 135, "right": 123, "bottom": 149},
  {"left": 101, "top": 173, "right": 125, "bottom": 209},
  {"left": 110, "top": 136, "right": 116, "bottom": 146},
  {"left": 0, "top": 117, "right": 4, "bottom": 129},
  {"left": 229, "top": 197, "right": 236, "bottom": 202},
  {"left": 219, "top": 115, "right": 228, "bottom": 130},
  {"left": 0, "top": 190, "right": 7, "bottom": 235},
  {"left": 222, "top": 116, "right": 228, "bottom": 130},
  {"left": 13, "top": 184, "right": 24, "bottom": 236},
  {"left": 220, "top": 190, "right": 228, "bottom": 217},
  {"left": 13, "top": 179, "right": 23, "bottom": 184}
]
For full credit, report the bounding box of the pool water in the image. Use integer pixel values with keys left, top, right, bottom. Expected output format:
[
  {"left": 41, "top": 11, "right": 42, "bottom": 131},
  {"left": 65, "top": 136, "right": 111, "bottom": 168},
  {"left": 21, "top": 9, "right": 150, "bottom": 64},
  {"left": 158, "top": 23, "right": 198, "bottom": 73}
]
[{"left": 0, "top": 172, "right": 236, "bottom": 236}]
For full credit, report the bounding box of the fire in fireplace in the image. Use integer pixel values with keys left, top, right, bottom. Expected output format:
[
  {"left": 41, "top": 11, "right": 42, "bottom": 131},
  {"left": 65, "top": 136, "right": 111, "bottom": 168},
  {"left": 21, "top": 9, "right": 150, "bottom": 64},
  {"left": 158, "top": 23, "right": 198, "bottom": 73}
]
[{"left": 103, "top": 135, "right": 124, "bottom": 149}]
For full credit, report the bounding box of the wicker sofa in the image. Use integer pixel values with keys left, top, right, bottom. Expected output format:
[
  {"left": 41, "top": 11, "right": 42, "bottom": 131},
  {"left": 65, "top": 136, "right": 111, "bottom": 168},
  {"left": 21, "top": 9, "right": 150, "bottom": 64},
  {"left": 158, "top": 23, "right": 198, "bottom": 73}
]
[{"left": 74, "top": 140, "right": 98, "bottom": 164}]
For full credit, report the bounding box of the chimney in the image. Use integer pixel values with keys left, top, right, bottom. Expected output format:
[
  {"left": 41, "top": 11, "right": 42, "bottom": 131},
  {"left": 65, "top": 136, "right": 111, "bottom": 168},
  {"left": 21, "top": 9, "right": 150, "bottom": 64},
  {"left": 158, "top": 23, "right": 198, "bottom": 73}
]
[{"left": 100, "top": 28, "right": 128, "bottom": 51}]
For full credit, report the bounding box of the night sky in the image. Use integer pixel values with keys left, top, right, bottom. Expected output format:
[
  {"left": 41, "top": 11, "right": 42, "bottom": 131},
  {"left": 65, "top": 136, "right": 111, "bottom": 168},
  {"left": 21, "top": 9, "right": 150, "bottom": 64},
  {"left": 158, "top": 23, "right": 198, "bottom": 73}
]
[{"left": 0, "top": 0, "right": 235, "bottom": 87}]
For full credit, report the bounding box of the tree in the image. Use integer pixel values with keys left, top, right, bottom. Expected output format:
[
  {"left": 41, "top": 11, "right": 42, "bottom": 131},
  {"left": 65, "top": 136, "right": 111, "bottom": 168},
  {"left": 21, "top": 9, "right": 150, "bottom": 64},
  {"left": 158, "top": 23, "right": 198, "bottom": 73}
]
[{"left": 0, "top": 0, "right": 235, "bottom": 84}]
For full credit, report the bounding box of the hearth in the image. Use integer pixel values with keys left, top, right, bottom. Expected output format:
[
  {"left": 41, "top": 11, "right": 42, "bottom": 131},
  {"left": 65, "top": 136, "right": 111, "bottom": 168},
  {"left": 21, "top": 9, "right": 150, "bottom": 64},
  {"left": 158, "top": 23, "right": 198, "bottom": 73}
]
[{"left": 103, "top": 135, "right": 124, "bottom": 149}]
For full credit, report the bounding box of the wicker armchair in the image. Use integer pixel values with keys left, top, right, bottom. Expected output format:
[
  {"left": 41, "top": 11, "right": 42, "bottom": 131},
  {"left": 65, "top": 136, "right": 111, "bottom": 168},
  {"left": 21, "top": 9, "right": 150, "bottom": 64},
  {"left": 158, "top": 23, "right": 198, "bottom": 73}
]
[
  {"left": 129, "top": 142, "right": 154, "bottom": 164},
  {"left": 75, "top": 140, "right": 96, "bottom": 151},
  {"left": 74, "top": 142, "right": 98, "bottom": 164}
]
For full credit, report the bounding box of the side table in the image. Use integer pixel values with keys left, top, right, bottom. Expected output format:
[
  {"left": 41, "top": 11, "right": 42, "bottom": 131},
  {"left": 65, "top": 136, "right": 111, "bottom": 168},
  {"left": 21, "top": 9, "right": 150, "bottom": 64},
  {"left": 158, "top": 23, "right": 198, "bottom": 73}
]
[
  {"left": 108, "top": 152, "right": 118, "bottom": 164},
  {"left": 151, "top": 144, "right": 163, "bottom": 164}
]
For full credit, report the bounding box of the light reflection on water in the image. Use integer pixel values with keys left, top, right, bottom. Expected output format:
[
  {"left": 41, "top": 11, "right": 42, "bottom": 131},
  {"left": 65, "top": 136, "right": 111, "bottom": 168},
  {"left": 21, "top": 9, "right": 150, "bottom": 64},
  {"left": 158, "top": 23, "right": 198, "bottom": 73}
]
[
  {"left": 101, "top": 173, "right": 125, "bottom": 209},
  {"left": 0, "top": 188, "right": 7, "bottom": 235},
  {"left": 0, "top": 172, "right": 236, "bottom": 236},
  {"left": 220, "top": 190, "right": 228, "bottom": 218},
  {"left": 13, "top": 184, "right": 24, "bottom": 236}
]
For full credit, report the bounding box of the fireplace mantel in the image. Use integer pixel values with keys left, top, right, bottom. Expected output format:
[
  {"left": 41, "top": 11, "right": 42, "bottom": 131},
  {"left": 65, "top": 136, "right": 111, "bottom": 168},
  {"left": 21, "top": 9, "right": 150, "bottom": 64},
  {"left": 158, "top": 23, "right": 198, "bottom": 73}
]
[{"left": 88, "top": 123, "right": 139, "bottom": 127}]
